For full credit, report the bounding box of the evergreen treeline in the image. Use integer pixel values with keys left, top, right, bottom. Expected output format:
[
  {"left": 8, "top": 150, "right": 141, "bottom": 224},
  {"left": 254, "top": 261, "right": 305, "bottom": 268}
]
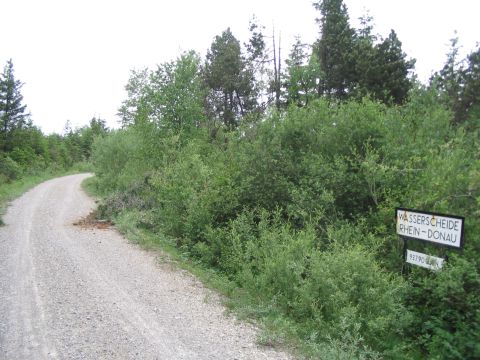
[
  {"left": 0, "top": 59, "right": 107, "bottom": 184},
  {"left": 91, "top": 1, "right": 479, "bottom": 358}
]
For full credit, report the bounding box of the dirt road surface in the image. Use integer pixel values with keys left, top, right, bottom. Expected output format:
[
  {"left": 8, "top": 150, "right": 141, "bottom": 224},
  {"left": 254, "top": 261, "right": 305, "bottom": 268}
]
[{"left": 0, "top": 174, "right": 292, "bottom": 360}]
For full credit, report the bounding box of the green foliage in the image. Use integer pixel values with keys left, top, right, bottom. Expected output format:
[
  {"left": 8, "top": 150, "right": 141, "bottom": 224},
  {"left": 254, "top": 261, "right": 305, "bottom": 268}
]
[
  {"left": 93, "top": 87, "right": 480, "bottom": 358},
  {"left": 0, "top": 154, "right": 21, "bottom": 183},
  {"left": 118, "top": 53, "right": 206, "bottom": 135},
  {"left": 0, "top": 59, "right": 29, "bottom": 151},
  {"left": 0, "top": 58, "right": 101, "bottom": 185},
  {"left": 91, "top": 128, "right": 146, "bottom": 192},
  {"left": 406, "top": 257, "right": 480, "bottom": 359},
  {"left": 91, "top": 18, "right": 479, "bottom": 356},
  {"left": 353, "top": 30, "right": 415, "bottom": 105},
  {"left": 150, "top": 52, "right": 206, "bottom": 132},
  {"left": 284, "top": 39, "right": 320, "bottom": 107},
  {"left": 204, "top": 28, "right": 257, "bottom": 129},
  {"left": 118, "top": 68, "right": 150, "bottom": 126},
  {"left": 311, "top": 1, "right": 414, "bottom": 105},
  {"left": 198, "top": 210, "right": 408, "bottom": 356},
  {"left": 433, "top": 39, "right": 480, "bottom": 126},
  {"left": 313, "top": 0, "right": 356, "bottom": 98}
]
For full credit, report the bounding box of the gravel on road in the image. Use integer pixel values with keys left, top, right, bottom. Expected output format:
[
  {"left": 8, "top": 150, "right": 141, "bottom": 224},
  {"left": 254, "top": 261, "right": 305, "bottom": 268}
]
[{"left": 0, "top": 174, "right": 293, "bottom": 360}]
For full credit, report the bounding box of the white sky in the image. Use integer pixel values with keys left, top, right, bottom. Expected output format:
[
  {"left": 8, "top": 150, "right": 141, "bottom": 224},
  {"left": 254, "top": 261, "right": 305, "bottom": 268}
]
[{"left": 1, "top": 0, "right": 478, "bottom": 134}]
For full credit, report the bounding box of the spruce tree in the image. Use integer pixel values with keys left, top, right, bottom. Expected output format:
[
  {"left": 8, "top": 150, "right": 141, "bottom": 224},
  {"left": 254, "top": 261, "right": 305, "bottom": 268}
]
[
  {"left": 434, "top": 41, "right": 480, "bottom": 124},
  {"left": 204, "top": 28, "right": 255, "bottom": 129},
  {"left": 0, "top": 59, "right": 29, "bottom": 150},
  {"left": 373, "top": 30, "right": 415, "bottom": 104},
  {"left": 313, "top": 0, "right": 356, "bottom": 99},
  {"left": 461, "top": 46, "right": 480, "bottom": 123},
  {"left": 354, "top": 29, "right": 415, "bottom": 105}
]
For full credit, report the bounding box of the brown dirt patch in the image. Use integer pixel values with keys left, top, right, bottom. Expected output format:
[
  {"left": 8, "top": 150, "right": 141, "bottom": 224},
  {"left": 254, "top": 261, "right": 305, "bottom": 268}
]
[{"left": 73, "top": 211, "right": 113, "bottom": 229}]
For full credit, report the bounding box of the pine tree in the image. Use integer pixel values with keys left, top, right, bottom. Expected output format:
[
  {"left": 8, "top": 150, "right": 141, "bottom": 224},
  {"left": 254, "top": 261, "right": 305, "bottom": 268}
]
[
  {"left": 353, "top": 28, "right": 414, "bottom": 105},
  {"left": 350, "top": 13, "right": 378, "bottom": 99},
  {"left": 313, "top": 0, "right": 356, "bottom": 99},
  {"left": 373, "top": 30, "right": 415, "bottom": 104},
  {"left": 0, "top": 60, "right": 29, "bottom": 135},
  {"left": 312, "top": 2, "right": 414, "bottom": 104},
  {"left": 204, "top": 28, "right": 255, "bottom": 130},
  {"left": 461, "top": 46, "right": 480, "bottom": 123},
  {"left": 0, "top": 59, "right": 29, "bottom": 151},
  {"left": 434, "top": 40, "right": 480, "bottom": 124}
]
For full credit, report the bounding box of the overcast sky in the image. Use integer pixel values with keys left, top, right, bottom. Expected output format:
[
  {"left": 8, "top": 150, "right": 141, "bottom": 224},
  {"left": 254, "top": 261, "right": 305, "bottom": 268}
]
[{"left": 1, "top": 0, "right": 478, "bottom": 134}]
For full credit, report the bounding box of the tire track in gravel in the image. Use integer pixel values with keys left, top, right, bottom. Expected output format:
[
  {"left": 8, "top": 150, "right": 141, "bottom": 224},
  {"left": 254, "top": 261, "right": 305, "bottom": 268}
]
[{"left": 0, "top": 173, "right": 293, "bottom": 360}]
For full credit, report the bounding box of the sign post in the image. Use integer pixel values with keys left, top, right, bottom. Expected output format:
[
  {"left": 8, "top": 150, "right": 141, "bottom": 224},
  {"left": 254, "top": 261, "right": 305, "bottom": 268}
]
[{"left": 396, "top": 208, "right": 464, "bottom": 271}]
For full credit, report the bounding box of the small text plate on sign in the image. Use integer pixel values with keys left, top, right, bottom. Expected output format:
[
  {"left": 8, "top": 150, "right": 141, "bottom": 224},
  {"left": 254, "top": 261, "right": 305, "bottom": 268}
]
[
  {"left": 396, "top": 208, "right": 464, "bottom": 249},
  {"left": 406, "top": 249, "right": 444, "bottom": 270}
]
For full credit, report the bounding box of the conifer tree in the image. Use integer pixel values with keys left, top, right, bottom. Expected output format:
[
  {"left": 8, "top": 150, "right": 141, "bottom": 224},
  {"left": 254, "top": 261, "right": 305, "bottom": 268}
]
[
  {"left": 461, "top": 46, "right": 480, "bottom": 123},
  {"left": 312, "top": 2, "right": 415, "bottom": 104},
  {"left": 313, "top": 0, "right": 356, "bottom": 99},
  {"left": 0, "top": 59, "right": 29, "bottom": 150},
  {"left": 204, "top": 28, "right": 256, "bottom": 129},
  {"left": 434, "top": 40, "right": 480, "bottom": 124},
  {"left": 373, "top": 30, "right": 415, "bottom": 104}
]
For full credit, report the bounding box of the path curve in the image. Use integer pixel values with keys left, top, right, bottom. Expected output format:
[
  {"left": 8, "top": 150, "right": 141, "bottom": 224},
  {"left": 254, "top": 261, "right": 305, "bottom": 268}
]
[{"left": 0, "top": 174, "right": 292, "bottom": 360}]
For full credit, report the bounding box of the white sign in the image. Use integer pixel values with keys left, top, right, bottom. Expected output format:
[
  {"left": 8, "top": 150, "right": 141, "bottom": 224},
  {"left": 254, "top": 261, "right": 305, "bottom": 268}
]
[
  {"left": 406, "top": 249, "right": 444, "bottom": 271},
  {"left": 396, "top": 208, "right": 464, "bottom": 248}
]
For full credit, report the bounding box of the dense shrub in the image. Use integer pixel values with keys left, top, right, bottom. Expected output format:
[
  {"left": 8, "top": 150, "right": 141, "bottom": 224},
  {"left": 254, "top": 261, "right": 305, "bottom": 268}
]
[
  {"left": 0, "top": 154, "right": 21, "bottom": 183},
  {"left": 406, "top": 256, "right": 480, "bottom": 359},
  {"left": 91, "top": 91, "right": 480, "bottom": 358},
  {"left": 91, "top": 129, "right": 147, "bottom": 192}
]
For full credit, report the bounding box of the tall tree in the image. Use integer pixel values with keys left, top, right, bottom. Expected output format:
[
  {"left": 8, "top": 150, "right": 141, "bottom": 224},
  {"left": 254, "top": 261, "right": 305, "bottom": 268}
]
[
  {"left": 0, "top": 59, "right": 29, "bottom": 150},
  {"left": 117, "top": 68, "right": 150, "bottom": 127},
  {"left": 245, "top": 16, "right": 269, "bottom": 112},
  {"left": 434, "top": 40, "right": 480, "bottom": 125},
  {"left": 119, "top": 52, "right": 206, "bottom": 134},
  {"left": 284, "top": 37, "right": 321, "bottom": 106},
  {"left": 151, "top": 51, "right": 206, "bottom": 132},
  {"left": 204, "top": 28, "right": 255, "bottom": 130},
  {"left": 350, "top": 13, "right": 378, "bottom": 99},
  {"left": 353, "top": 28, "right": 415, "bottom": 105},
  {"left": 312, "top": 3, "right": 414, "bottom": 104},
  {"left": 313, "top": 0, "right": 356, "bottom": 99},
  {"left": 461, "top": 46, "right": 480, "bottom": 123},
  {"left": 372, "top": 30, "right": 415, "bottom": 104},
  {"left": 245, "top": 16, "right": 266, "bottom": 65}
]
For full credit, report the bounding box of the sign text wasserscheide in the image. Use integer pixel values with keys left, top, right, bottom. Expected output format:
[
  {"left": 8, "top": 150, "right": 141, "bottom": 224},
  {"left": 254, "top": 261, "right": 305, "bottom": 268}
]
[{"left": 396, "top": 208, "right": 464, "bottom": 248}]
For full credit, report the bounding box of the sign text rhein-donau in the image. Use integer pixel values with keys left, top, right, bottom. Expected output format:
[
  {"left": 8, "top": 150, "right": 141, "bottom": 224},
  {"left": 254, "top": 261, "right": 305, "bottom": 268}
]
[{"left": 396, "top": 208, "right": 464, "bottom": 249}]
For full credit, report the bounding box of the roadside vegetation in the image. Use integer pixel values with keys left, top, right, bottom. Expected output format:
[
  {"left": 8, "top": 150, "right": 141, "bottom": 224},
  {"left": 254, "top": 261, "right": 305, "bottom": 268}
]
[{"left": 89, "top": 1, "right": 479, "bottom": 358}]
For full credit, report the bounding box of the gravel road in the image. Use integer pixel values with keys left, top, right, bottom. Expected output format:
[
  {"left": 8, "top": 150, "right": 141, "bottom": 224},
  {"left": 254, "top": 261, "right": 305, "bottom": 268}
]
[{"left": 0, "top": 174, "right": 292, "bottom": 360}]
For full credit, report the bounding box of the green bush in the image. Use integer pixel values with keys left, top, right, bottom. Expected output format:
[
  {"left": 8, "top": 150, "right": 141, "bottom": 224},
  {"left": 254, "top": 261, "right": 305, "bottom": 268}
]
[
  {"left": 91, "top": 91, "right": 479, "bottom": 358},
  {"left": 91, "top": 129, "right": 147, "bottom": 192},
  {"left": 406, "top": 256, "right": 480, "bottom": 359},
  {"left": 0, "top": 155, "right": 22, "bottom": 182},
  {"left": 202, "top": 209, "right": 409, "bottom": 355},
  {"left": 297, "top": 243, "right": 410, "bottom": 356}
]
